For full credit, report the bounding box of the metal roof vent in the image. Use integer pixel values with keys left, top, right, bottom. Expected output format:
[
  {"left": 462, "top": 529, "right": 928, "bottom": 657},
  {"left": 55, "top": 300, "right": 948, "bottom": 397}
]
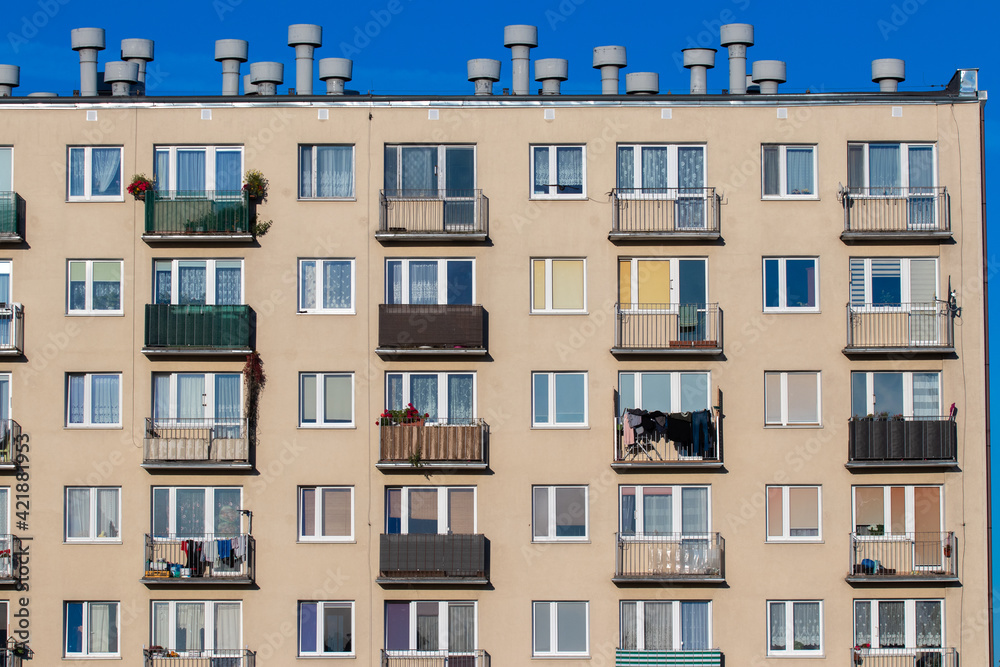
[
  {"left": 104, "top": 61, "right": 138, "bottom": 96},
  {"left": 535, "top": 58, "right": 568, "bottom": 95},
  {"left": 243, "top": 74, "right": 257, "bottom": 96},
  {"left": 26, "top": 92, "right": 57, "bottom": 97},
  {"left": 719, "top": 23, "right": 753, "bottom": 94},
  {"left": 467, "top": 59, "right": 501, "bottom": 96},
  {"left": 752, "top": 60, "right": 786, "bottom": 94},
  {"left": 0, "top": 65, "right": 19, "bottom": 97},
  {"left": 682, "top": 48, "right": 715, "bottom": 94},
  {"left": 592, "top": 45, "right": 626, "bottom": 94},
  {"left": 319, "top": 58, "right": 352, "bottom": 95},
  {"left": 249, "top": 61, "right": 282, "bottom": 96},
  {"left": 71, "top": 27, "right": 106, "bottom": 97},
  {"left": 288, "top": 24, "right": 322, "bottom": 95},
  {"left": 503, "top": 25, "right": 537, "bottom": 95},
  {"left": 625, "top": 72, "right": 658, "bottom": 95},
  {"left": 215, "top": 39, "right": 249, "bottom": 96},
  {"left": 872, "top": 58, "right": 905, "bottom": 92},
  {"left": 120, "top": 39, "right": 153, "bottom": 93}
]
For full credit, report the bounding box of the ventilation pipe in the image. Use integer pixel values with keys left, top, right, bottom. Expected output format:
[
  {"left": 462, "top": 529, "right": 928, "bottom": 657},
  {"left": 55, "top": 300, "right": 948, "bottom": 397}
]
[
  {"left": 0, "top": 66, "right": 19, "bottom": 97},
  {"left": 682, "top": 48, "right": 715, "bottom": 94},
  {"left": 503, "top": 25, "right": 537, "bottom": 95},
  {"left": 215, "top": 39, "right": 249, "bottom": 96},
  {"left": 104, "top": 61, "right": 138, "bottom": 96},
  {"left": 592, "top": 45, "right": 626, "bottom": 94},
  {"left": 288, "top": 24, "right": 322, "bottom": 95},
  {"left": 120, "top": 38, "right": 153, "bottom": 93},
  {"left": 71, "top": 28, "right": 106, "bottom": 97},
  {"left": 26, "top": 92, "right": 57, "bottom": 97},
  {"left": 249, "top": 62, "right": 282, "bottom": 95},
  {"left": 319, "top": 58, "right": 352, "bottom": 95},
  {"left": 872, "top": 58, "right": 905, "bottom": 92},
  {"left": 467, "top": 59, "right": 500, "bottom": 96},
  {"left": 243, "top": 74, "right": 257, "bottom": 96},
  {"left": 752, "top": 60, "right": 786, "bottom": 94},
  {"left": 535, "top": 58, "right": 568, "bottom": 95},
  {"left": 719, "top": 23, "right": 753, "bottom": 94},
  {"left": 625, "top": 72, "right": 658, "bottom": 95}
]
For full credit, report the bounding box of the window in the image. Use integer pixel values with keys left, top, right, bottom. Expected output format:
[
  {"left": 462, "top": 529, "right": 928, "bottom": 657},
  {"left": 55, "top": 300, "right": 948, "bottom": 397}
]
[
  {"left": 299, "top": 259, "right": 355, "bottom": 313},
  {"left": 153, "top": 145, "right": 243, "bottom": 193},
  {"left": 620, "top": 600, "right": 711, "bottom": 650},
  {"left": 532, "top": 258, "right": 586, "bottom": 313},
  {"left": 152, "top": 373, "right": 243, "bottom": 436},
  {"left": 66, "top": 373, "right": 121, "bottom": 427},
  {"left": 65, "top": 487, "right": 120, "bottom": 542},
  {"left": 386, "top": 258, "right": 474, "bottom": 305},
  {"left": 299, "top": 145, "right": 354, "bottom": 198},
  {"left": 618, "top": 257, "right": 708, "bottom": 310},
  {"left": 532, "top": 485, "right": 587, "bottom": 541},
  {"left": 151, "top": 600, "right": 242, "bottom": 653},
  {"left": 65, "top": 601, "right": 119, "bottom": 657},
  {"left": 384, "top": 601, "right": 477, "bottom": 654},
  {"left": 0, "top": 147, "right": 10, "bottom": 191},
  {"left": 850, "top": 371, "right": 941, "bottom": 418},
  {"left": 768, "top": 601, "right": 823, "bottom": 656},
  {"left": 532, "top": 145, "right": 585, "bottom": 198},
  {"left": 848, "top": 143, "right": 936, "bottom": 193},
  {"left": 852, "top": 485, "right": 942, "bottom": 537},
  {"left": 766, "top": 486, "right": 822, "bottom": 541},
  {"left": 384, "top": 145, "right": 475, "bottom": 195},
  {"left": 299, "top": 373, "right": 354, "bottom": 427},
  {"left": 299, "top": 601, "right": 354, "bottom": 656},
  {"left": 850, "top": 257, "right": 937, "bottom": 307},
  {"left": 533, "top": 601, "right": 588, "bottom": 657},
  {"left": 532, "top": 372, "right": 587, "bottom": 427},
  {"left": 152, "top": 487, "right": 243, "bottom": 538},
  {"left": 618, "top": 371, "right": 709, "bottom": 414},
  {"left": 854, "top": 599, "right": 942, "bottom": 650},
  {"left": 68, "top": 147, "right": 123, "bottom": 200},
  {"left": 763, "top": 258, "right": 819, "bottom": 312},
  {"left": 67, "top": 260, "right": 123, "bottom": 314},
  {"left": 298, "top": 487, "right": 354, "bottom": 542},
  {"left": 764, "top": 372, "right": 821, "bottom": 426},
  {"left": 762, "top": 145, "right": 817, "bottom": 197},
  {"left": 620, "top": 485, "right": 710, "bottom": 536},
  {"left": 386, "top": 486, "right": 476, "bottom": 535},
  {"left": 154, "top": 259, "right": 243, "bottom": 305},
  {"left": 0, "top": 373, "right": 9, "bottom": 431},
  {"left": 386, "top": 371, "right": 475, "bottom": 424},
  {"left": 617, "top": 144, "right": 707, "bottom": 227}
]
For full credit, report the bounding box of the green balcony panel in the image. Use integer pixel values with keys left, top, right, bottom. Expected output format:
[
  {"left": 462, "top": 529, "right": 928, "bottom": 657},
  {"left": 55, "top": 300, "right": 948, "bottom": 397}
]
[
  {"left": 143, "top": 190, "right": 251, "bottom": 238},
  {"left": 0, "top": 192, "right": 24, "bottom": 240},
  {"left": 144, "top": 304, "right": 252, "bottom": 353}
]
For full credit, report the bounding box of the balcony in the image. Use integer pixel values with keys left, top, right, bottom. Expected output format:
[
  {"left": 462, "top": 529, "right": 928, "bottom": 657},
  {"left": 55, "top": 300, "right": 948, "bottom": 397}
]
[
  {"left": 0, "top": 420, "right": 22, "bottom": 470},
  {"left": 0, "top": 304, "right": 24, "bottom": 356},
  {"left": 609, "top": 188, "right": 721, "bottom": 241},
  {"left": 615, "top": 649, "right": 722, "bottom": 667},
  {"left": 142, "top": 533, "right": 254, "bottom": 584},
  {"left": 0, "top": 535, "right": 20, "bottom": 585},
  {"left": 378, "top": 418, "right": 488, "bottom": 470},
  {"left": 0, "top": 192, "right": 24, "bottom": 242},
  {"left": 0, "top": 644, "right": 31, "bottom": 666},
  {"left": 143, "top": 304, "right": 253, "bottom": 355},
  {"left": 377, "top": 533, "right": 488, "bottom": 585},
  {"left": 381, "top": 650, "right": 490, "bottom": 667},
  {"left": 841, "top": 186, "right": 951, "bottom": 240},
  {"left": 613, "top": 533, "right": 724, "bottom": 584},
  {"left": 143, "top": 418, "right": 250, "bottom": 470},
  {"left": 850, "top": 647, "right": 957, "bottom": 667},
  {"left": 614, "top": 410, "right": 720, "bottom": 469},
  {"left": 378, "top": 189, "right": 488, "bottom": 241},
  {"left": 142, "top": 190, "right": 252, "bottom": 241},
  {"left": 848, "top": 531, "right": 958, "bottom": 584},
  {"left": 377, "top": 304, "right": 486, "bottom": 355},
  {"left": 612, "top": 304, "right": 722, "bottom": 355},
  {"left": 144, "top": 649, "right": 256, "bottom": 667},
  {"left": 847, "top": 417, "right": 957, "bottom": 469},
  {"left": 845, "top": 303, "right": 954, "bottom": 354}
]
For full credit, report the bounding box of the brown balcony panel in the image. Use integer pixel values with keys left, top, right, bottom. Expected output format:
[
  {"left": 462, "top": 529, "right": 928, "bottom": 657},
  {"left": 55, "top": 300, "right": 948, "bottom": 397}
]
[
  {"left": 377, "top": 304, "right": 486, "bottom": 354},
  {"left": 142, "top": 418, "right": 250, "bottom": 469},
  {"left": 845, "top": 302, "right": 954, "bottom": 354},
  {"left": 847, "top": 531, "right": 958, "bottom": 584},
  {"left": 379, "top": 419, "right": 487, "bottom": 469},
  {"left": 847, "top": 417, "right": 957, "bottom": 468},
  {"left": 378, "top": 533, "right": 488, "bottom": 584},
  {"left": 613, "top": 533, "right": 724, "bottom": 584},
  {"left": 841, "top": 186, "right": 951, "bottom": 241},
  {"left": 142, "top": 533, "right": 254, "bottom": 584}
]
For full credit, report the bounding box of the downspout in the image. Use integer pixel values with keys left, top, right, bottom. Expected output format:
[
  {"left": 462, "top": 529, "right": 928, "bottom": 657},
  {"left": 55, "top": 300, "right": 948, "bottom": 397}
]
[{"left": 980, "top": 97, "right": 993, "bottom": 667}]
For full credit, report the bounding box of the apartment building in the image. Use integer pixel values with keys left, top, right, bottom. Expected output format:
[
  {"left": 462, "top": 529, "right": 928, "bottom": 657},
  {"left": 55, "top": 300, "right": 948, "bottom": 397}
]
[{"left": 0, "top": 21, "right": 990, "bottom": 667}]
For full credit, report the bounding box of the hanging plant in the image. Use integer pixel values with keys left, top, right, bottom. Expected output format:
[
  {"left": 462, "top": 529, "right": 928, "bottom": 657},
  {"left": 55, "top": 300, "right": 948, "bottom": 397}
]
[
  {"left": 243, "top": 169, "right": 273, "bottom": 236},
  {"left": 243, "top": 351, "right": 266, "bottom": 449},
  {"left": 127, "top": 173, "right": 154, "bottom": 200}
]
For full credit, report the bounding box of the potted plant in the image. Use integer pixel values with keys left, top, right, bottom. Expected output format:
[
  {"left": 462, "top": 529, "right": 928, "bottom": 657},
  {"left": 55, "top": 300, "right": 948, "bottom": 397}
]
[
  {"left": 376, "top": 403, "right": 429, "bottom": 427},
  {"left": 243, "top": 169, "right": 268, "bottom": 203},
  {"left": 127, "top": 173, "right": 154, "bottom": 201},
  {"left": 853, "top": 643, "right": 870, "bottom": 665}
]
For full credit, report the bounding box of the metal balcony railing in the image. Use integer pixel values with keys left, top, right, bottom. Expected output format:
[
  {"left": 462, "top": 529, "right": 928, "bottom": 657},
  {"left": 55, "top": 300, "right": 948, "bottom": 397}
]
[
  {"left": 0, "top": 420, "right": 22, "bottom": 466},
  {"left": 0, "top": 304, "right": 23, "bottom": 355},
  {"left": 377, "top": 304, "right": 486, "bottom": 353},
  {"left": 143, "top": 418, "right": 249, "bottom": 466},
  {"left": 849, "top": 531, "right": 957, "bottom": 580},
  {"left": 850, "top": 647, "right": 957, "bottom": 667},
  {"left": 842, "top": 186, "right": 951, "bottom": 237},
  {"left": 378, "top": 189, "right": 488, "bottom": 238},
  {"left": 381, "top": 649, "right": 490, "bottom": 667},
  {"left": 379, "top": 418, "right": 487, "bottom": 468},
  {"left": 0, "top": 535, "right": 21, "bottom": 583},
  {"left": 846, "top": 302, "right": 954, "bottom": 352},
  {"left": 144, "top": 648, "right": 256, "bottom": 667},
  {"left": 144, "top": 304, "right": 253, "bottom": 352},
  {"left": 615, "top": 649, "right": 723, "bottom": 667},
  {"left": 611, "top": 188, "right": 721, "bottom": 237},
  {"left": 614, "top": 532, "right": 724, "bottom": 581},
  {"left": 143, "top": 533, "right": 254, "bottom": 583},
  {"left": 143, "top": 190, "right": 251, "bottom": 238},
  {"left": 0, "top": 644, "right": 30, "bottom": 666},
  {"left": 614, "top": 410, "right": 719, "bottom": 466},
  {"left": 0, "top": 192, "right": 24, "bottom": 240},
  {"left": 378, "top": 533, "right": 487, "bottom": 583},
  {"left": 614, "top": 303, "right": 721, "bottom": 353},
  {"left": 848, "top": 417, "right": 957, "bottom": 465}
]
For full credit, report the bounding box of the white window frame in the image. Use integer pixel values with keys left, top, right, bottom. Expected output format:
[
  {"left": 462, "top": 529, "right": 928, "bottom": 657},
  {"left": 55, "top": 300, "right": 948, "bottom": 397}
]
[
  {"left": 66, "top": 372, "right": 122, "bottom": 428},
  {"left": 851, "top": 371, "right": 941, "bottom": 417},
  {"left": 765, "top": 486, "right": 823, "bottom": 542},
  {"left": 384, "top": 371, "right": 477, "bottom": 423},
  {"left": 299, "top": 372, "right": 355, "bottom": 428},
  {"left": 848, "top": 143, "right": 938, "bottom": 191},
  {"left": 530, "top": 145, "right": 587, "bottom": 199},
  {"left": 67, "top": 259, "right": 124, "bottom": 315},
  {"left": 150, "top": 600, "right": 243, "bottom": 654},
  {"left": 853, "top": 598, "right": 944, "bottom": 650},
  {"left": 153, "top": 258, "right": 245, "bottom": 305},
  {"left": 153, "top": 145, "right": 245, "bottom": 194},
  {"left": 619, "top": 600, "right": 714, "bottom": 651},
  {"left": 0, "top": 261, "right": 11, "bottom": 305},
  {"left": 849, "top": 257, "right": 939, "bottom": 308},
  {"left": 532, "top": 485, "right": 589, "bottom": 542},
  {"left": 617, "top": 371, "right": 711, "bottom": 413},
  {"left": 298, "top": 486, "right": 355, "bottom": 542},
  {"left": 384, "top": 601, "right": 479, "bottom": 654},
  {"left": 531, "top": 371, "right": 589, "bottom": 428},
  {"left": 531, "top": 258, "right": 587, "bottom": 314},
  {"left": 619, "top": 485, "right": 712, "bottom": 536},
  {"left": 764, "top": 371, "right": 822, "bottom": 427},
  {"left": 761, "top": 144, "right": 818, "bottom": 199},
  {"left": 64, "top": 486, "right": 121, "bottom": 543},
  {"left": 152, "top": 372, "right": 244, "bottom": 421},
  {"left": 616, "top": 144, "right": 707, "bottom": 195},
  {"left": 151, "top": 486, "right": 243, "bottom": 537},
  {"left": 618, "top": 257, "right": 708, "bottom": 311},
  {"left": 762, "top": 257, "right": 820, "bottom": 313},
  {"left": 64, "top": 601, "right": 120, "bottom": 657},
  {"left": 298, "top": 144, "right": 356, "bottom": 199},
  {"left": 767, "top": 600, "right": 824, "bottom": 657},
  {"left": 384, "top": 258, "right": 476, "bottom": 305},
  {"left": 67, "top": 146, "right": 124, "bottom": 201},
  {"left": 384, "top": 144, "right": 478, "bottom": 193},
  {"left": 386, "top": 486, "right": 477, "bottom": 535},
  {"left": 0, "top": 146, "right": 12, "bottom": 191},
  {"left": 532, "top": 601, "right": 590, "bottom": 657},
  {"left": 851, "top": 485, "right": 944, "bottom": 538},
  {"left": 298, "top": 601, "right": 355, "bottom": 656},
  {"left": 298, "top": 259, "right": 356, "bottom": 314}
]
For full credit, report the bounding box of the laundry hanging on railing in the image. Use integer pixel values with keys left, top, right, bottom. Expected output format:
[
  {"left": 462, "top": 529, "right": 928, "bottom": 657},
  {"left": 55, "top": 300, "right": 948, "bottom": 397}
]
[{"left": 622, "top": 408, "right": 715, "bottom": 456}]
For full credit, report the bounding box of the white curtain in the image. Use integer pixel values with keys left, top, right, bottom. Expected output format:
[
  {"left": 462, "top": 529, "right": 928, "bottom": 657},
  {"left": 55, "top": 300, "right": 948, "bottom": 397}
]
[
  {"left": 448, "top": 603, "right": 475, "bottom": 653},
  {"left": 534, "top": 147, "right": 550, "bottom": 194},
  {"left": 870, "top": 144, "right": 901, "bottom": 192},
  {"left": 176, "top": 602, "right": 205, "bottom": 650},
  {"left": 96, "top": 488, "right": 118, "bottom": 538},
  {"left": 387, "top": 261, "right": 403, "bottom": 305},
  {"left": 644, "top": 602, "right": 673, "bottom": 650},
  {"left": 155, "top": 263, "right": 173, "bottom": 305},
  {"left": 89, "top": 602, "right": 117, "bottom": 653},
  {"left": 154, "top": 150, "right": 170, "bottom": 191},
  {"left": 300, "top": 261, "right": 316, "bottom": 309},
  {"left": 91, "top": 375, "right": 119, "bottom": 425},
  {"left": 215, "top": 151, "right": 241, "bottom": 193},
  {"left": 681, "top": 488, "right": 708, "bottom": 534},
  {"left": 912, "top": 373, "right": 941, "bottom": 417},
  {"left": 786, "top": 148, "right": 813, "bottom": 195},
  {"left": 678, "top": 147, "right": 704, "bottom": 189},
  {"left": 681, "top": 602, "right": 709, "bottom": 650},
  {"left": 323, "top": 261, "right": 351, "bottom": 309},
  {"left": 410, "top": 375, "right": 438, "bottom": 422},
  {"left": 215, "top": 263, "right": 242, "bottom": 305},
  {"left": 641, "top": 147, "right": 669, "bottom": 190},
  {"left": 620, "top": 602, "right": 637, "bottom": 649},
  {"left": 317, "top": 146, "right": 353, "bottom": 197},
  {"left": 66, "top": 488, "right": 90, "bottom": 538},
  {"left": 792, "top": 602, "right": 820, "bottom": 651},
  {"left": 409, "top": 261, "right": 438, "bottom": 305},
  {"left": 177, "top": 374, "right": 205, "bottom": 420},
  {"left": 854, "top": 602, "right": 871, "bottom": 646},
  {"left": 617, "top": 147, "right": 634, "bottom": 189},
  {"left": 447, "top": 374, "right": 473, "bottom": 423},
  {"left": 177, "top": 150, "right": 206, "bottom": 192},
  {"left": 215, "top": 374, "right": 241, "bottom": 437},
  {"left": 878, "top": 601, "right": 906, "bottom": 648},
  {"left": 153, "top": 374, "right": 170, "bottom": 421},
  {"left": 152, "top": 602, "right": 170, "bottom": 648},
  {"left": 556, "top": 147, "right": 583, "bottom": 193},
  {"left": 915, "top": 601, "right": 942, "bottom": 648},
  {"left": 68, "top": 375, "right": 85, "bottom": 424},
  {"left": 386, "top": 374, "right": 404, "bottom": 411},
  {"left": 178, "top": 264, "right": 207, "bottom": 305},
  {"left": 69, "top": 148, "right": 86, "bottom": 197},
  {"left": 769, "top": 603, "right": 786, "bottom": 650},
  {"left": 91, "top": 148, "right": 121, "bottom": 196},
  {"left": 214, "top": 603, "right": 241, "bottom": 650},
  {"left": 299, "top": 147, "right": 313, "bottom": 198}
]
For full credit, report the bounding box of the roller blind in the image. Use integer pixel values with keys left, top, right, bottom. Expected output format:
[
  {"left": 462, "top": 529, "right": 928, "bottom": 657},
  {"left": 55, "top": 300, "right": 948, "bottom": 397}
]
[
  {"left": 552, "top": 260, "right": 584, "bottom": 310},
  {"left": 324, "top": 375, "right": 352, "bottom": 423},
  {"left": 448, "top": 488, "right": 475, "bottom": 534},
  {"left": 637, "top": 260, "right": 669, "bottom": 304},
  {"left": 322, "top": 488, "right": 351, "bottom": 537},
  {"left": 788, "top": 487, "right": 819, "bottom": 533},
  {"left": 301, "top": 488, "right": 316, "bottom": 537}
]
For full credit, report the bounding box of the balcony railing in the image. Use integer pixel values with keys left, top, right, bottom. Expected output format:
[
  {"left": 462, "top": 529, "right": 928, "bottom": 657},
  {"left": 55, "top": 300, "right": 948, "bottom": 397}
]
[
  {"left": 0, "top": 304, "right": 23, "bottom": 356},
  {"left": 378, "top": 189, "right": 488, "bottom": 240},
  {"left": 144, "top": 648, "right": 256, "bottom": 667},
  {"left": 610, "top": 188, "right": 721, "bottom": 240},
  {"left": 614, "top": 410, "right": 720, "bottom": 468},
  {"left": 848, "top": 531, "right": 957, "bottom": 582},
  {"left": 381, "top": 649, "right": 490, "bottom": 667},
  {"left": 143, "top": 418, "right": 249, "bottom": 468},
  {"left": 379, "top": 418, "right": 487, "bottom": 469},
  {"left": 0, "top": 420, "right": 22, "bottom": 468},
  {"left": 144, "top": 304, "right": 253, "bottom": 354},
  {"left": 143, "top": 190, "right": 251, "bottom": 240},
  {"left": 0, "top": 645, "right": 30, "bottom": 666},
  {"left": 377, "top": 304, "right": 486, "bottom": 354},
  {"left": 842, "top": 186, "right": 951, "bottom": 239},
  {"left": 613, "top": 303, "right": 721, "bottom": 354},
  {"left": 0, "top": 192, "right": 24, "bottom": 241},
  {"left": 614, "top": 533, "right": 724, "bottom": 583},
  {"left": 615, "top": 649, "right": 723, "bottom": 667},
  {"left": 847, "top": 417, "right": 957, "bottom": 467},
  {"left": 846, "top": 302, "right": 954, "bottom": 353},
  {"left": 378, "top": 533, "right": 488, "bottom": 584},
  {"left": 0, "top": 535, "right": 20, "bottom": 583},
  {"left": 850, "top": 647, "right": 957, "bottom": 667},
  {"left": 143, "top": 533, "right": 254, "bottom": 584}
]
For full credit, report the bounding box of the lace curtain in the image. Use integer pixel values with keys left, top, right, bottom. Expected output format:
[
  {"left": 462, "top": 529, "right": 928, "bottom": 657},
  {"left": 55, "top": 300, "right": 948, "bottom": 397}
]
[
  {"left": 68, "top": 375, "right": 85, "bottom": 423},
  {"left": 534, "top": 147, "right": 550, "bottom": 194},
  {"left": 641, "top": 147, "right": 669, "bottom": 190},
  {"left": 786, "top": 148, "right": 814, "bottom": 195},
  {"left": 408, "top": 261, "right": 438, "bottom": 305},
  {"left": 91, "top": 375, "right": 119, "bottom": 425},
  {"left": 323, "top": 261, "right": 352, "bottom": 309},
  {"left": 178, "top": 264, "right": 207, "bottom": 305},
  {"left": 556, "top": 147, "right": 583, "bottom": 194},
  {"left": 878, "top": 601, "right": 906, "bottom": 648},
  {"left": 617, "top": 147, "right": 634, "bottom": 189},
  {"left": 793, "top": 602, "right": 821, "bottom": 650},
  {"left": 69, "top": 148, "right": 86, "bottom": 197},
  {"left": 215, "top": 264, "right": 242, "bottom": 305},
  {"left": 409, "top": 375, "right": 438, "bottom": 422},
  {"left": 870, "top": 144, "right": 901, "bottom": 192},
  {"left": 915, "top": 601, "right": 942, "bottom": 648},
  {"left": 316, "top": 146, "right": 353, "bottom": 197},
  {"left": 644, "top": 602, "right": 673, "bottom": 649},
  {"left": 770, "top": 602, "right": 786, "bottom": 650}
]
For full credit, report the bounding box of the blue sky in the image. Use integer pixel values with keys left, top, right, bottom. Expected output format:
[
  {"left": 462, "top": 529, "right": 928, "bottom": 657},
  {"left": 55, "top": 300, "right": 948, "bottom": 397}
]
[{"left": 2, "top": 0, "right": 999, "bottom": 650}]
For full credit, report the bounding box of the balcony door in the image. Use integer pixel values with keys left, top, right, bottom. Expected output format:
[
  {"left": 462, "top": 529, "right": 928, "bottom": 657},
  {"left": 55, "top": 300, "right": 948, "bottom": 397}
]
[
  {"left": 385, "top": 487, "right": 475, "bottom": 535},
  {"left": 854, "top": 599, "right": 943, "bottom": 653},
  {"left": 386, "top": 372, "right": 475, "bottom": 424},
  {"left": 386, "top": 259, "right": 473, "bottom": 306},
  {"left": 618, "top": 258, "right": 708, "bottom": 342},
  {"left": 152, "top": 487, "right": 242, "bottom": 539},
  {"left": 385, "top": 601, "right": 476, "bottom": 657},
  {"left": 154, "top": 146, "right": 243, "bottom": 198},
  {"left": 851, "top": 372, "right": 940, "bottom": 419},
  {"left": 0, "top": 148, "right": 10, "bottom": 192},
  {"left": 152, "top": 600, "right": 242, "bottom": 656},
  {"left": 385, "top": 145, "right": 476, "bottom": 230},
  {"left": 155, "top": 259, "right": 244, "bottom": 306},
  {"left": 848, "top": 142, "right": 938, "bottom": 229},
  {"left": 850, "top": 258, "right": 939, "bottom": 346},
  {"left": 853, "top": 486, "right": 943, "bottom": 569},
  {"left": 153, "top": 373, "right": 242, "bottom": 437}
]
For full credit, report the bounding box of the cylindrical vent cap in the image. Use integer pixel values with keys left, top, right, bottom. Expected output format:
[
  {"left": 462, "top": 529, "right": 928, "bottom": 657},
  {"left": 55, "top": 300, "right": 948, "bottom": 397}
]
[
  {"left": 535, "top": 58, "right": 568, "bottom": 81},
  {"left": 683, "top": 48, "right": 716, "bottom": 69},
  {"left": 872, "top": 58, "right": 905, "bottom": 85},
  {"left": 719, "top": 23, "right": 754, "bottom": 46},
  {"left": 215, "top": 39, "right": 249, "bottom": 62},
  {"left": 288, "top": 24, "right": 322, "bottom": 47},
  {"left": 503, "top": 25, "right": 538, "bottom": 47},
  {"left": 319, "top": 58, "right": 353, "bottom": 81},
  {"left": 0, "top": 65, "right": 20, "bottom": 88},
  {"left": 250, "top": 61, "right": 283, "bottom": 84},
  {"left": 104, "top": 61, "right": 139, "bottom": 84},
  {"left": 121, "top": 38, "right": 153, "bottom": 61},
  {"left": 467, "top": 59, "right": 501, "bottom": 82},
  {"left": 71, "top": 27, "right": 106, "bottom": 51},
  {"left": 625, "top": 72, "right": 659, "bottom": 94},
  {"left": 592, "top": 45, "right": 626, "bottom": 68},
  {"left": 752, "top": 60, "right": 786, "bottom": 84}
]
